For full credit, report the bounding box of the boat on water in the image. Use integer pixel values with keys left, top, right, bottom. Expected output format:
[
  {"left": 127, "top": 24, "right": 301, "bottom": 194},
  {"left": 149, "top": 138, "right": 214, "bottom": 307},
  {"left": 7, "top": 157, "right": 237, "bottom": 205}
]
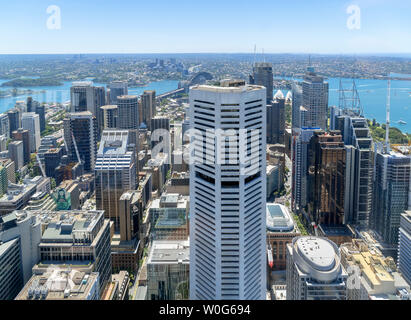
[{"left": 398, "top": 120, "right": 407, "bottom": 125}]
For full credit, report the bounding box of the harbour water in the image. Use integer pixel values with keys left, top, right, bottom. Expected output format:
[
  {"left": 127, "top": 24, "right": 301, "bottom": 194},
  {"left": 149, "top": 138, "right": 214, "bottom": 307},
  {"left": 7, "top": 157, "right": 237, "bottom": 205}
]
[{"left": 0, "top": 77, "right": 410, "bottom": 133}]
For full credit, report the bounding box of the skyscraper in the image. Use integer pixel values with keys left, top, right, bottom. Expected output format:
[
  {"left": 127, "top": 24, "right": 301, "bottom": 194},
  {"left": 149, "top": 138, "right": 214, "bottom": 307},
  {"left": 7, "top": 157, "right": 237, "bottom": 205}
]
[
  {"left": 35, "top": 104, "right": 46, "bottom": 133},
  {"left": 0, "top": 114, "right": 10, "bottom": 139},
  {"left": 63, "top": 112, "right": 98, "bottom": 173},
  {"left": 100, "top": 105, "right": 118, "bottom": 129},
  {"left": 373, "top": 150, "right": 410, "bottom": 245},
  {"left": 189, "top": 80, "right": 267, "bottom": 300},
  {"left": 398, "top": 211, "right": 411, "bottom": 285},
  {"left": 332, "top": 109, "right": 374, "bottom": 227},
  {"left": 70, "top": 82, "right": 106, "bottom": 133},
  {"left": 249, "top": 62, "right": 273, "bottom": 103},
  {"left": 292, "top": 67, "right": 328, "bottom": 130},
  {"left": 307, "top": 130, "right": 346, "bottom": 225},
  {"left": 8, "top": 140, "right": 24, "bottom": 170},
  {"left": 108, "top": 81, "right": 128, "bottom": 105},
  {"left": 7, "top": 108, "right": 21, "bottom": 137},
  {"left": 286, "top": 236, "right": 347, "bottom": 300},
  {"left": 267, "top": 98, "right": 285, "bottom": 144},
  {"left": 95, "top": 130, "right": 137, "bottom": 230},
  {"left": 291, "top": 128, "right": 319, "bottom": 213},
  {"left": 117, "top": 95, "right": 139, "bottom": 130},
  {"left": 140, "top": 90, "right": 156, "bottom": 129},
  {"left": 12, "top": 129, "right": 30, "bottom": 165},
  {"left": 21, "top": 112, "right": 41, "bottom": 153}
]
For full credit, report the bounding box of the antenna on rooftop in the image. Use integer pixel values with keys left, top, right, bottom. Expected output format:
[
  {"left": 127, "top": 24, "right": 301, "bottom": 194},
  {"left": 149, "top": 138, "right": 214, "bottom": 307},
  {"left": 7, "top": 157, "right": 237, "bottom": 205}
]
[{"left": 253, "top": 44, "right": 257, "bottom": 66}]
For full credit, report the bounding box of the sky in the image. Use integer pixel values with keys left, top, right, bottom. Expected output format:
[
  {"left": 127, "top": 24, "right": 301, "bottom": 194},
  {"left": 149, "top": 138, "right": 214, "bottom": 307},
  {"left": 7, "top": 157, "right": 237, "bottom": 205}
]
[{"left": 0, "top": 0, "right": 410, "bottom": 54}]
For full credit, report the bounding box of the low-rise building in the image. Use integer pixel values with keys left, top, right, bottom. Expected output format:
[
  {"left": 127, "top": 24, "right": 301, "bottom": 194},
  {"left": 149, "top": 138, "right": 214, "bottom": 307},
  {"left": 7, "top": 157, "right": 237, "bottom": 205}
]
[
  {"left": 341, "top": 239, "right": 410, "bottom": 300},
  {"left": 16, "top": 265, "right": 100, "bottom": 300},
  {"left": 146, "top": 239, "right": 189, "bottom": 300}
]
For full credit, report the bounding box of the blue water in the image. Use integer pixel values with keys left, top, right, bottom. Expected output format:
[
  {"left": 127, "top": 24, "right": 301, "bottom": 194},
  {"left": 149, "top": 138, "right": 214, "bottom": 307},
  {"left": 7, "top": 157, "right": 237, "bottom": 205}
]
[
  {"left": 277, "top": 77, "right": 411, "bottom": 133},
  {"left": 0, "top": 77, "right": 410, "bottom": 133},
  {"left": 0, "top": 78, "right": 180, "bottom": 109}
]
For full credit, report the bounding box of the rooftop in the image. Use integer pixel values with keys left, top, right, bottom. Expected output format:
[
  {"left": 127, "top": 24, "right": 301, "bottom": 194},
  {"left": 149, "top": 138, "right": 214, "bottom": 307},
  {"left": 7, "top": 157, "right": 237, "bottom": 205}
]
[
  {"left": 266, "top": 204, "right": 296, "bottom": 233},
  {"left": 16, "top": 265, "right": 99, "bottom": 300},
  {"left": 147, "top": 239, "right": 189, "bottom": 265}
]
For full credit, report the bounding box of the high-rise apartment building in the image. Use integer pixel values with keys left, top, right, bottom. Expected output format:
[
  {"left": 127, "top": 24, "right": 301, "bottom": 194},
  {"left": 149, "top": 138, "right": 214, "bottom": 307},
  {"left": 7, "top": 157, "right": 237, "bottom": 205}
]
[
  {"left": 189, "top": 81, "right": 267, "bottom": 300},
  {"left": 286, "top": 236, "right": 347, "bottom": 300},
  {"left": 373, "top": 150, "right": 411, "bottom": 245},
  {"left": 63, "top": 112, "right": 98, "bottom": 173},
  {"left": 95, "top": 130, "right": 137, "bottom": 230},
  {"left": 249, "top": 62, "right": 273, "bottom": 103},
  {"left": 21, "top": 112, "right": 41, "bottom": 153}
]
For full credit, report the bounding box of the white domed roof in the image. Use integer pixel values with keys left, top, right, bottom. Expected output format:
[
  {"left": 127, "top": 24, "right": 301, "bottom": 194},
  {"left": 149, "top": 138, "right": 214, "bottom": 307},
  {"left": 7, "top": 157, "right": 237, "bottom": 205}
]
[
  {"left": 285, "top": 91, "right": 292, "bottom": 101},
  {"left": 296, "top": 237, "right": 336, "bottom": 271}
]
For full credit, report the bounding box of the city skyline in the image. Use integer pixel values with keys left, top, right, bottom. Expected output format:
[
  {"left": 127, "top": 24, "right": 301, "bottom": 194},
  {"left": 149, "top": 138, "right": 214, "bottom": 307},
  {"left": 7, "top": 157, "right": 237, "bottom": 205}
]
[{"left": 1, "top": 0, "right": 411, "bottom": 54}]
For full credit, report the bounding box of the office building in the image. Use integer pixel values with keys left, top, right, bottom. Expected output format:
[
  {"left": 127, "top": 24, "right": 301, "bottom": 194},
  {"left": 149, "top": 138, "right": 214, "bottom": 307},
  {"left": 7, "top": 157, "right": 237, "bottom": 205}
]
[
  {"left": 95, "top": 130, "right": 137, "bottom": 230},
  {"left": 21, "top": 112, "right": 41, "bottom": 153},
  {"left": 140, "top": 90, "right": 156, "bottom": 129},
  {"left": 341, "top": 239, "right": 410, "bottom": 300},
  {"left": 286, "top": 236, "right": 347, "bottom": 300},
  {"left": 151, "top": 116, "right": 171, "bottom": 151},
  {"left": 291, "top": 128, "right": 318, "bottom": 213},
  {"left": 16, "top": 265, "right": 100, "bottom": 300},
  {"left": 117, "top": 95, "right": 139, "bottom": 130},
  {"left": 34, "top": 210, "right": 112, "bottom": 296},
  {"left": 37, "top": 135, "right": 58, "bottom": 164},
  {"left": 111, "top": 191, "right": 142, "bottom": 274},
  {"left": 0, "top": 182, "right": 37, "bottom": 216},
  {"left": 147, "top": 239, "right": 189, "bottom": 300},
  {"left": 44, "top": 148, "right": 63, "bottom": 178},
  {"left": 189, "top": 81, "right": 267, "bottom": 300},
  {"left": 12, "top": 128, "right": 30, "bottom": 165},
  {"left": 249, "top": 62, "right": 273, "bottom": 103},
  {"left": 35, "top": 104, "right": 46, "bottom": 133},
  {"left": 70, "top": 81, "right": 106, "bottom": 116},
  {"left": 102, "top": 271, "right": 130, "bottom": 300},
  {"left": 267, "top": 98, "right": 285, "bottom": 144},
  {"left": 291, "top": 82, "right": 303, "bottom": 130},
  {"left": 292, "top": 67, "right": 328, "bottom": 130},
  {"left": 108, "top": 81, "right": 128, "bottom": 105},
  {"left": 100, "top": 105, "right": 118, "bottom": 129},
  {"left": 0, "top": 165, "right": 7, "bottom": 196},
  {"left": 373, "top": 150, "right": 410, "bottom": 245},
  {"left": 7, "top": 108, "right": 21, "bottom": 136},
  {"left": 0, "top": 238, "right": 22, "bottom": 300},
  {"left": 266, "top": 204, "right": 300, "bottom": 271},
  {"left": 0, "top": 159, "right": 16, "bottom": 184},
  {"left": 63, "top": 112, "right": 98, "bottom": 173},
  {"left": 8, "top": 140, "right": 24, "bottom": 170},
  {"left": 331, "top": 109, "right": 374, "bottom": 227},
  {"left": 398, "top": 211, "right": 411, "bottom": 285},
  {"left": 0, "top": 113, "right": 10, "bottom": 139},
  {"left": 0, "top": 211, "right": 41, "bottom": 298},
  {"left": 307, "top": 130, "right": 346, "bottom": 225}
]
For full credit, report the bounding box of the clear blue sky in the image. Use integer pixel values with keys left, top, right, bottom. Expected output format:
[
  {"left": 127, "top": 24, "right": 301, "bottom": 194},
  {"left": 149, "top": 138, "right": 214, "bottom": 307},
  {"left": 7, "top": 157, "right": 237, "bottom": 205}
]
[{"left": 0, "top": 0, "right": 410, "bottom": 54}]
